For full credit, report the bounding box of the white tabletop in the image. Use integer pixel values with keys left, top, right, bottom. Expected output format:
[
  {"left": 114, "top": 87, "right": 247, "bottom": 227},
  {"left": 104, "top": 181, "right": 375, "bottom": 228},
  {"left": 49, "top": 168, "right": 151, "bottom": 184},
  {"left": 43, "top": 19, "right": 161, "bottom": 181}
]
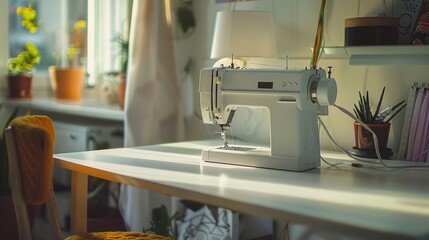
[{"left": 54, "top": 140, "right": 429, "bottom": 239}]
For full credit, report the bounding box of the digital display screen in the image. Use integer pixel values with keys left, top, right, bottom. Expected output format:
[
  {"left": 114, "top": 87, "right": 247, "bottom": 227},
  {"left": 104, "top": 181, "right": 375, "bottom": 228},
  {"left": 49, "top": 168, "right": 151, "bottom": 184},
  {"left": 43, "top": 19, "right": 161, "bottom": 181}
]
[{"left": 258, "top": 82, "right": 273, "bottom": 89}]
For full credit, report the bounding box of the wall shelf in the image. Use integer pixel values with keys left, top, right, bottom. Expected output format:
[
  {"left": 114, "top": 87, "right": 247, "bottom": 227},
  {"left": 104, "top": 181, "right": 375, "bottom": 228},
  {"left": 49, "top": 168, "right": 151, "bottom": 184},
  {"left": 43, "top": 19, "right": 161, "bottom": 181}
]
[{"left": 322, "top": 45, "right": 429, "bottom": 65}]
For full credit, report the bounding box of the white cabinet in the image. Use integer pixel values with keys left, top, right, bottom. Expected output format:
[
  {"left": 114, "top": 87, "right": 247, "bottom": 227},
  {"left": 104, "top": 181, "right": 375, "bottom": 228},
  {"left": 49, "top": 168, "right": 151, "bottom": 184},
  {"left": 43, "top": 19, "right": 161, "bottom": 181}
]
[
  {"left": 54, "top": 123, "right": 89, "bottom": 154},
  {"left": 54, "top": 121, "right": 124, "bottom": 153},
  {"left": 53, "top": 121, "right": 123, "bottom": 186}
]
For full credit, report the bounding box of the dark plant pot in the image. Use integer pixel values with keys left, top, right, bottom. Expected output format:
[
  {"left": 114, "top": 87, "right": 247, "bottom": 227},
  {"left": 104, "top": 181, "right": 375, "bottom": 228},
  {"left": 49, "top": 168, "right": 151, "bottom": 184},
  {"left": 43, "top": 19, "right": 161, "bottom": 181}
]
[
  {"left": 7, "top": 74, "right": 32, "bottom": 99},
  {"left": 87, "top": 207, "right": 126, "bottom": 232},
  {"left": 353, "top": 122, "right": 390, "bottom": 150}
]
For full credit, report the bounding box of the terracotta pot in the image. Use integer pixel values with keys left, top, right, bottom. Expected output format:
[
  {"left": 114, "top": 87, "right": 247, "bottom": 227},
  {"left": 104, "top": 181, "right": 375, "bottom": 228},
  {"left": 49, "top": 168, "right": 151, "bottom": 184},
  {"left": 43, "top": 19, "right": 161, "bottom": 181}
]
[
  {"left": 118, "top": 77, "right": 126, "bottom": 110},
  {"left": 49, "top": 66, "right": 84, "bottom": 100},
  {"left": 353, "top": 122, "right": 390, "bottom": 150},
  {"left": 7, "top": 74, "right": 32, "bottom": 99}
]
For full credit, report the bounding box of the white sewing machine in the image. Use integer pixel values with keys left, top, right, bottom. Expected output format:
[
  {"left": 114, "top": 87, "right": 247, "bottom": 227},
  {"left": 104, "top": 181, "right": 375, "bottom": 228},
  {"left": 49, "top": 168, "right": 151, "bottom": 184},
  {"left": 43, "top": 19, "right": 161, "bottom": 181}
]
[{"left": 199, "top": 67, "right": 337, "bottom": 171}]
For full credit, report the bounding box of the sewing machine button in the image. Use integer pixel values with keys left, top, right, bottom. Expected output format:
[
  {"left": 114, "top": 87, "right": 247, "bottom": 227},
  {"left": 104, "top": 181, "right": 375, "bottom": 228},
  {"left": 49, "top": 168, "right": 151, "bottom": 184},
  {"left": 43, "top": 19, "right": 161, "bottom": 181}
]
[{"left": 282, "top": 82, "right": 286, "bottom": 86}]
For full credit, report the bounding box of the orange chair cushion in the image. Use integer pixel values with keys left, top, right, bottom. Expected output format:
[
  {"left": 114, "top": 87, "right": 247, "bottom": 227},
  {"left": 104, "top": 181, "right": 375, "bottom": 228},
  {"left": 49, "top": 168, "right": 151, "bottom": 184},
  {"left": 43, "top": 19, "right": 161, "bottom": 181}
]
[
  {"left": 9, "top": 115, "right": 55, "bottom": 205},
  {"left": 65, "top": 231, "right": 171, "bottom": 240}
]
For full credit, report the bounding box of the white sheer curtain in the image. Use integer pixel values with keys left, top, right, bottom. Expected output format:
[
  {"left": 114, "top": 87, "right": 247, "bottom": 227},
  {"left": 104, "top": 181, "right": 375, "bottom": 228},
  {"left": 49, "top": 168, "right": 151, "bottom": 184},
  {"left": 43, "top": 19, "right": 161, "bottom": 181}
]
[{"left": 120, "top": 0, "right": 185, "bottom": 231}]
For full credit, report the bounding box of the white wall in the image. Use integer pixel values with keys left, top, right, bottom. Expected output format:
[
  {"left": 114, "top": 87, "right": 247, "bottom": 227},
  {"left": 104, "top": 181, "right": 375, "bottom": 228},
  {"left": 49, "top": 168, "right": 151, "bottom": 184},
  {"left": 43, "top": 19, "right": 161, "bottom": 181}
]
[{"left": 180, "top": 0, "right": 429, "bottom": 156}]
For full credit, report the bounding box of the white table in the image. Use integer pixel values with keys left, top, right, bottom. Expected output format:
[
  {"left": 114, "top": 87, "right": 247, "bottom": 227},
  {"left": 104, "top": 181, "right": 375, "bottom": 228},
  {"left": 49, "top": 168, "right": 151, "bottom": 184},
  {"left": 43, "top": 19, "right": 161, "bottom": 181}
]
[{"left": 54, "top": 140, "right": 429, "bottom": 239}]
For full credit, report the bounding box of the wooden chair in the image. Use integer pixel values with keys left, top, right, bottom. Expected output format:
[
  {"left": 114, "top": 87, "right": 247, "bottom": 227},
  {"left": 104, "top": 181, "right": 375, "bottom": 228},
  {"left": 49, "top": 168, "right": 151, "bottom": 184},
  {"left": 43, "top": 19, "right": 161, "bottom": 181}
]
[{"left": 5, "top": 115, "right": 169, "bottom": 240}]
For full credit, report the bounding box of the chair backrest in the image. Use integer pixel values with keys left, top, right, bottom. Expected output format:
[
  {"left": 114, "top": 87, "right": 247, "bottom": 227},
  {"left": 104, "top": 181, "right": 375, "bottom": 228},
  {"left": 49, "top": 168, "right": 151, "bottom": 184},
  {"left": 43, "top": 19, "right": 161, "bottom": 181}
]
[{"left": 5, "top": 115, "right": 63, "bottom": 240}]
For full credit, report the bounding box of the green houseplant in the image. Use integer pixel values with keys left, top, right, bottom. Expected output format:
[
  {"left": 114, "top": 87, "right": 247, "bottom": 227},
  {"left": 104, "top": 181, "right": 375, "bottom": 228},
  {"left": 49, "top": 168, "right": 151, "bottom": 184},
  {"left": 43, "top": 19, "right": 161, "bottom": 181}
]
[
  {"left": 145, "top": 204, "right": 178, "bottom": 239},
  {"left": 7, "top": 4, "right": 40, "bottom": 99},
  {"left": 353, "top": 87, "right": 405, "bottom": 152}
]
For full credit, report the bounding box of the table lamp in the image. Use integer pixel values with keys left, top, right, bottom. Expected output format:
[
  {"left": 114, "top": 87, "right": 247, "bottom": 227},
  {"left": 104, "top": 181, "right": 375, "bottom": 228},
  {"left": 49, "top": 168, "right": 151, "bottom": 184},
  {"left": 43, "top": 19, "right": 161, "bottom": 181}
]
[{"left": 210, "top": 10, "right": 276, "bottom": 68}]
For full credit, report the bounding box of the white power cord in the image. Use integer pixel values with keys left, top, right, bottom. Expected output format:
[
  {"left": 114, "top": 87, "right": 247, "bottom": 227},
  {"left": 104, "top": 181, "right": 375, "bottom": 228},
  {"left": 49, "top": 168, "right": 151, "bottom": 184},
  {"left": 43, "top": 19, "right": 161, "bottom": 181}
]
[{"left": 319, "top": 103, "right": 429, "bottom": 170}]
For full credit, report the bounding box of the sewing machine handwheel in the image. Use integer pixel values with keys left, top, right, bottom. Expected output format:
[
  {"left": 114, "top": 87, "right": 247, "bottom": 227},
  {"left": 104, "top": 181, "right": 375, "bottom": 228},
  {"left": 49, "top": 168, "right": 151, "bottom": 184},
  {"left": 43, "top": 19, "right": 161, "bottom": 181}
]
[{"left": 316, "top": 77, "right": 337, "bottom": 106}]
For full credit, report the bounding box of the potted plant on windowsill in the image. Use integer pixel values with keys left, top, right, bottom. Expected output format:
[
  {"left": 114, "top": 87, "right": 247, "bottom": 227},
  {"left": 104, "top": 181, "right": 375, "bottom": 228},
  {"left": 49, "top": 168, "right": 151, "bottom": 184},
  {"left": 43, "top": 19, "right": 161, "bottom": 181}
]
[
  {"left": 48, "top": 19, "right": 86, "bottom": 101},
  {"left": 112, "top": 33, "right": 129, "bottom": 109},
  {"left": 6, "top": 5, "right": 40, "bottom": 99},
  {"left": 351, "top": 87, "right": 406, "bottom": 158}
]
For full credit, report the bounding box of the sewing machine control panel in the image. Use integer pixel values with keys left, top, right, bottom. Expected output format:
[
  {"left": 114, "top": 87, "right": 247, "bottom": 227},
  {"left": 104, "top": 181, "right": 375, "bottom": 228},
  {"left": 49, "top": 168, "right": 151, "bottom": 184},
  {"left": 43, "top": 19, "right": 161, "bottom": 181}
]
[
  {"left": 220, "top": 70, "right": 303, "bottom": 93},
  {"left": 258, "top": 80, "right": 300, "bottom": 91}
]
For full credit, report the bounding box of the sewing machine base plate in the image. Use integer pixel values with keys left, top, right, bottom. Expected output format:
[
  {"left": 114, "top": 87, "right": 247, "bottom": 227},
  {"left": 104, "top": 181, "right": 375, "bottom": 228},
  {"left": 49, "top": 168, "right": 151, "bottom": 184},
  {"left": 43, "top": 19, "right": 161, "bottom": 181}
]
[{"left": 201, "top": 145, "right": 319, "bottom": 171}]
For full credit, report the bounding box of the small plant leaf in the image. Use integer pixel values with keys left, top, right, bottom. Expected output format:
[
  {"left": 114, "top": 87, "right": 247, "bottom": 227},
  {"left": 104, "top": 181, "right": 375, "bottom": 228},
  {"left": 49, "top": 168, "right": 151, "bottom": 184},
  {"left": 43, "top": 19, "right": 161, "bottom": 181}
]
[
  {"left": 364, "top": 91, "right": 372, "bottom": 123},
  {"left": 373, "top": 87, "right": 385, "bottom": 122},
  {"left": 354, "top": 104, "right": 364, "bottom": 121},
  {"left": 358, "top": 92, "right": 366, "bottom": 122}
]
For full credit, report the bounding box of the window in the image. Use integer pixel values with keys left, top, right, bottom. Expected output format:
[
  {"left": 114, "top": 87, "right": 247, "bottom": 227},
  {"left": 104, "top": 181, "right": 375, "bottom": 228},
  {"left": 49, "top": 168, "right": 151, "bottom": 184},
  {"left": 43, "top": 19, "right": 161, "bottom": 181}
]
[
  {"left": 7, "top": 0, "right": 130, "bottom": 88},
  {"left": 9, "top": 0, "right": 87, "bottom": 73},
  {"left": 87, "top": 0, "right": 131, "bottom": 87}
]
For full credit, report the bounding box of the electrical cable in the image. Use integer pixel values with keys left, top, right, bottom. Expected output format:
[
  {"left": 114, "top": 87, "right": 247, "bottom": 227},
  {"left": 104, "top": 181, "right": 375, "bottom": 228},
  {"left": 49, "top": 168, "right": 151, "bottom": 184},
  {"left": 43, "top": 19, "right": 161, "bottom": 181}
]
[
  {"left": 320, "top": 104, "right": 429, "bottom": 170},
  {"left": 320, "top": 156, "right": 348, "bottom": 167},
  {"left": 323, "top": 0, "right": 338, "bottom": 47},
  {"left": 382, "top": 0, "right": 387, "bottom": 16},
  {"left": 334, "top": 104, "right": 384, "bottom": 163},
  {"left": 319, "top": 116, "right": 340, "bottom": 151},
  {"left": 318, "top": 115, "right": 378, "bottom": 164},
  {"left": 356, "top": 0, "right": 361, "bottom": 17}
]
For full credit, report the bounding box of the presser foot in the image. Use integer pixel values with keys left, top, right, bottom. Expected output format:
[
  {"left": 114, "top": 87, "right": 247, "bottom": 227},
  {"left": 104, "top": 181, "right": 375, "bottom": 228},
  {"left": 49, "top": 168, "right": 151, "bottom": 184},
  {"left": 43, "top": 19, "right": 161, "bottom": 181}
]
[{"left": 218, "top": 125, "right": 230, "bottom": 148}]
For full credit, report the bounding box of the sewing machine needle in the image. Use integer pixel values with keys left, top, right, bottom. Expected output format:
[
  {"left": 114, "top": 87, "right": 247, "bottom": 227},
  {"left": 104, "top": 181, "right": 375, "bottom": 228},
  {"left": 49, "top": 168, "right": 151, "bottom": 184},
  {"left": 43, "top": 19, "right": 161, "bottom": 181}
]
[{"left": 220, "top": 126, "right": 228, "bottom": 148}]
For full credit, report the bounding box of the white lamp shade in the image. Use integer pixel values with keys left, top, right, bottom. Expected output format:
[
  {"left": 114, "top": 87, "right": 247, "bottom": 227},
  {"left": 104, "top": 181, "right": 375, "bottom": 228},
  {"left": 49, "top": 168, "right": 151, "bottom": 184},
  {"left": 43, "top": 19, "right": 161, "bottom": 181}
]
[{"left": 210, "top": 10, "right": 276, "bottom": 59}]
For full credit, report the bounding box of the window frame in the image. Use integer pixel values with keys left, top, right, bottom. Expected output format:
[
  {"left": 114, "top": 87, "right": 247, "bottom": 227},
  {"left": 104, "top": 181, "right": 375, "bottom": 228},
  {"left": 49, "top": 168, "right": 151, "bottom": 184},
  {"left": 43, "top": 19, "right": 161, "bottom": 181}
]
[
  {"left": 87, "top": 0, "right": 131, "bottom": 87},
  {"left": 1, "top": 0, "right": 131, "bottom": 91},
  {"left": 1, "top": 1, "right": 9, "bottom": 91}
]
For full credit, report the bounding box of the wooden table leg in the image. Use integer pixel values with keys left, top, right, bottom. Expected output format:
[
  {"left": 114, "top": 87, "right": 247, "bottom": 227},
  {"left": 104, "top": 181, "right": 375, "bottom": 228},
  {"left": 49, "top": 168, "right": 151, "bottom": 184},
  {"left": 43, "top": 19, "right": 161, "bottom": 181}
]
[{"left": 70, "top": 171, "right": 88, "bottom": 235}]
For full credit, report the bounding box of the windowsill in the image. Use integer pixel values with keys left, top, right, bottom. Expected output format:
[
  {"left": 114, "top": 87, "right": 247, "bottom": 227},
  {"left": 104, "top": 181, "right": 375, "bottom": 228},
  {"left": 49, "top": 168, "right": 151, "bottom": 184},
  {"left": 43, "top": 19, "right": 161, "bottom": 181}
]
[{"left": 1, "top": 89, "right": 124, "bottom": 122}]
